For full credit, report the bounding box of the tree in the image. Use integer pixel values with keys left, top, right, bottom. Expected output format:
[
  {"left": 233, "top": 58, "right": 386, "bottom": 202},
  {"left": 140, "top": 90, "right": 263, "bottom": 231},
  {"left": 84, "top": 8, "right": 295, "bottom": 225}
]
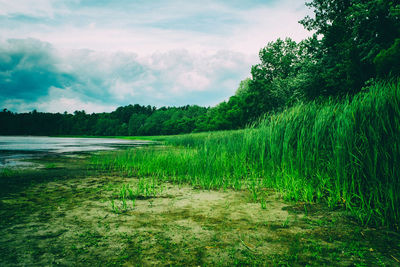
[
  {"left": 300, "top": 0, "right": 400, "bottom": 95},
  {"left": 243, "top": 38, "right": 302, "bottom": 122},
  {"left": 374, "top": 38, "right": 400, "bottom": 77},
  {"left": 128, "top": 113, "right": 148, "bottom": 136},
  {"left": 252, "top": 38, "right": 300, "bottom": 83},
  {"left": 234, "top": 78, "right": 251, "bottom": 97}
]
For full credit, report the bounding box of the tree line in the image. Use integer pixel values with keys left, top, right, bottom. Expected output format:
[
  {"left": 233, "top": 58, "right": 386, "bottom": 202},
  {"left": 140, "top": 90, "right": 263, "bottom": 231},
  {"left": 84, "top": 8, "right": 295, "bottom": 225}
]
[
  {"left": 1, "top": 0, "right": 399, "bottom": 136},
  {"left": 0, "top": 105, "right": 209, "bottom": 136}
]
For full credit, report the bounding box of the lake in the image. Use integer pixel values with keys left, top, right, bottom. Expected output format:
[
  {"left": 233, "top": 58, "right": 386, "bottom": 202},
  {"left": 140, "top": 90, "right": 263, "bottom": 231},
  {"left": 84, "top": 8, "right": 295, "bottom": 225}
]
[{"left": 0, "top": 136, "right": 151, "bottom": 168}]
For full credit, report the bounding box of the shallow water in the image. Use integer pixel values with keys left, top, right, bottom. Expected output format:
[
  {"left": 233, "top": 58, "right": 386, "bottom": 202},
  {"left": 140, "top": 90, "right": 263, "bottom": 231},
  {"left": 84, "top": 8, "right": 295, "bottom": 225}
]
[{"left": 0, "top": 136, "right": 150, "bottom": 168}]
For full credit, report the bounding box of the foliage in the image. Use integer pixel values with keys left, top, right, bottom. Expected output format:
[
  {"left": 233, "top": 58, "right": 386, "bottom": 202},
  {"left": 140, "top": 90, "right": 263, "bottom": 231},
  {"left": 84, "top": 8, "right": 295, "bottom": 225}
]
[
  {"left": 300, "top": 0, "right": 400, "bottom": 95},
  {"left": 244, "top": 38, "right": 302, "bottom": 122},
  {"left": 374, "top": 38, "right": 400, "bottom": 77},
  {"left": 0, "top": 105, "right": 207, "bottom": 136}
]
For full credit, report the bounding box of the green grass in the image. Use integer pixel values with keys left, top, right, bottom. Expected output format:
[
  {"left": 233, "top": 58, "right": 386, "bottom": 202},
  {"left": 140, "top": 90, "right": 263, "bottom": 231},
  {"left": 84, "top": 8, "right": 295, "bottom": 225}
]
[
  {"left": 109, "top": 179, "right": 162, "bottom": 213},
  {"left": 92, "top": 80, "right": 400, "bottom": 229},
  {"left": 44, "top": 163, "right": 57, "bottom": 169},
  {"left": 0, "top": 168, "right": 17, "bottom": 177}
]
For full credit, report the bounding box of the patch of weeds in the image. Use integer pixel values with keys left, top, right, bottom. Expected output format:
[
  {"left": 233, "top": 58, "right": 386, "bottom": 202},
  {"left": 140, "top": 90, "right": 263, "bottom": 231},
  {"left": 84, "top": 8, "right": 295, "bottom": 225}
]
[
  {"left": 78, "top": 230, "right": 104, "bottom": 248},
  {"left": 0, "top": 168, "right": 17, "bottom": 178},
  {"left": 110, "top": 180, "right": 161, "bottom": 214},
  {"left": 307, "top": 240, "right": 325, "bottom": 261},
  {"left": 260, "top": 194, "right": 267, "bottom": 209},
  {"left": 115, "top": 233, "right": 147, "bottom": 264},
  {"left": 246, "top": 179, "right": 261, "bottom": 203},
  {"left": 110, "top": 199, "right": 120, "bottom": 213},
  {"left": 282, "top": 217, "right": 290, "bottom": 228},
  {"left": 156, "top": 232, "right": 174, "bottom": 251},
  {"left": 103, "top": 182, "right": 116, "bottom": 191},
  {"left": 44, "top": 163, "right": 57, "bottom": 169},
  {"left": 276, "top": 232, "right": 336, "bottom": 265},
  {"left": 97, "top": 220, "right": 111, "bottom": 232},
  {"left": 228, "top": 245, "right": 265, "bottom": 266},
  {"left": 136, "top": 178, "right": 159, "bottom": 197},
  {"left": 286, "top": 234, "right": 301, "bottom": 263},
  {"left": 119, "top": 232, "right": 134, "bottom": 244},
  {"left": 341, "top": 241, "right": 367, "bottom": 259},
  {"left": 224, "top": 200, "right": 231, "bottom": 209},
  {"left": 110, "top": 184, "right": 137, "bottom": 213},
  {"left": 68, "top": 230, "right": 106, "bottom": 259}
]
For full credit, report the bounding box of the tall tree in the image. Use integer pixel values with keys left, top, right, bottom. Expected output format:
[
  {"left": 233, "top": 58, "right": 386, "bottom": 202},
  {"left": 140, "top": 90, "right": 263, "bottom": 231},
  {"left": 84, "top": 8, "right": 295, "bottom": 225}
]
[
  {"left": 245, "top": 38, "right": 301, "bottom": 122},
  {"left": 300, "top": 0, "right": 400, "bottom": 95}
]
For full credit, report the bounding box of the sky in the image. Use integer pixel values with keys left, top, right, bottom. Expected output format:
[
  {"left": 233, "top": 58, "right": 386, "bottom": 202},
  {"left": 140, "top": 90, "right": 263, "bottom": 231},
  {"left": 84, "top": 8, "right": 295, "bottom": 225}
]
[{"left": 0, "top": 0, "right": 312, "bottom": 113}]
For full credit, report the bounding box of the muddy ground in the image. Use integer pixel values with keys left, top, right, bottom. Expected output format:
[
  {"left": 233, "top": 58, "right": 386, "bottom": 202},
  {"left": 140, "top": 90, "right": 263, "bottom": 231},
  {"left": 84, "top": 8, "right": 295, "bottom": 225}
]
[{"left": 0, "top": 154, "right": 399, "bottom": 266}]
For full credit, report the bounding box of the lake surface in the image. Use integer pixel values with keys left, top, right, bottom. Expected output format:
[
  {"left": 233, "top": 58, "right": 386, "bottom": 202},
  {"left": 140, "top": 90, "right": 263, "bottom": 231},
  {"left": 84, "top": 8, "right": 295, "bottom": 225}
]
[{"left": 0, "top": 136, "right": 151, "bottom": 168}]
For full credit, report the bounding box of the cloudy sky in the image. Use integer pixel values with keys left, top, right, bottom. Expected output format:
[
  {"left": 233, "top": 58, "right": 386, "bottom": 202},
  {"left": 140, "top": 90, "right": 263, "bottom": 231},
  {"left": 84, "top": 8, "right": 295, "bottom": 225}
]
[{"left": 0, "top": 0, "right": 311, "bottom": 113}]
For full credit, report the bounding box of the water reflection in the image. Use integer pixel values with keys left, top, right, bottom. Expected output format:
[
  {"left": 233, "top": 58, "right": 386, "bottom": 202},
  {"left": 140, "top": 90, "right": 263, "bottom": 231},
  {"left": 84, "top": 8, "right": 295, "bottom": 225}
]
[{"left": 0, "top": 136, "right": 151, "bottom": 168}]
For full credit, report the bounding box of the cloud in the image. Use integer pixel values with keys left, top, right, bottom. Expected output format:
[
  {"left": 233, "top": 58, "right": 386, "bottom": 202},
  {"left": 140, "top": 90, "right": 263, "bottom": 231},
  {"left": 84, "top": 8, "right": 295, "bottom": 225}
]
[
  {"left": 2, "top": 86, "right": 116, "bottom": 114},
  {"left": 0, "top": 0, "right": 311, "bottom": 54},
  {"left": 0, "top": 38, "right": 253, "bottom": 113},
  {"left": 0, "top": 38, "right": 75, "bottom": 102},
  {"left": 176, "top": 71, "right": 210, "bottom": 92},
  {"left": 0, "top": 0, "right": 56, "bottom": 17},
  {"left": 0, "top": 0, "right": 313, "bottom": 113}
]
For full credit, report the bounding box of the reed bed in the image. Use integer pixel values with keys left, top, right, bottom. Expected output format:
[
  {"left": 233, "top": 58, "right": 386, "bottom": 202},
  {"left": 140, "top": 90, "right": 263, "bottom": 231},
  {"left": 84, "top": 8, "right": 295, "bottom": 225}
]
[{"left": 92, "top": 80, "right": 400, "bottom": 229}]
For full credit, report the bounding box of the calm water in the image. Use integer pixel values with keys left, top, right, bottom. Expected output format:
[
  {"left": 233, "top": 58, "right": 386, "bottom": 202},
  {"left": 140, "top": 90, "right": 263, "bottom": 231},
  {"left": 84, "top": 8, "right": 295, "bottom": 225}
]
[{"left": 0, "top": 136, "right": 151, "bottom": 168}]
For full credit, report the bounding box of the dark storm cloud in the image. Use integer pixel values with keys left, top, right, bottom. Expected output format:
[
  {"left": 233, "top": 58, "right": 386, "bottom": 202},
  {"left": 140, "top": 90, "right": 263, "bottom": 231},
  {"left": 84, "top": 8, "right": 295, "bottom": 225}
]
[{"left": 0, "top": 38, "right": 74, "bottom": 102}]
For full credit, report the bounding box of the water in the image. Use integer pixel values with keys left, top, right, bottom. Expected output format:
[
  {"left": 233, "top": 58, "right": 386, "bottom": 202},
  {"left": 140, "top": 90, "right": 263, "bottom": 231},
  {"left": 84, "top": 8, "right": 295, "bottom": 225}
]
[{"left": 0, "top": 136, "right": 151, "bottom": 168}]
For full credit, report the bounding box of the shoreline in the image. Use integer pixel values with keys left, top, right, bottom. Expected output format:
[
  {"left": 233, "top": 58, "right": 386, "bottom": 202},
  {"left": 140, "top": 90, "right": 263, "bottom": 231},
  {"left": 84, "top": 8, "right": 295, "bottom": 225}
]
[
  {"left": 0, "top": 149, "right": 399, "bottom": 266},
  {"left": 0, "top": 136, "right": 155, "bottom": 170}
]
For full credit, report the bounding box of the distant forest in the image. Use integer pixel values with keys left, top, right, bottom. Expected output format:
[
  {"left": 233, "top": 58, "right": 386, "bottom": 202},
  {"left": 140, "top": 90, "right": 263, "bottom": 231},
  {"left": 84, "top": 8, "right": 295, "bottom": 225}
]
[{"left": 1, "top": 0, "right": 399, "bottom": 136}]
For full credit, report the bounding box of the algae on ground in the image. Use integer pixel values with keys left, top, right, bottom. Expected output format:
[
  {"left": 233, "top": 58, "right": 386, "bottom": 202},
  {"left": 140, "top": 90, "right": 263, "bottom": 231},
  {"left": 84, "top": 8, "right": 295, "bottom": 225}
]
[{"left": 0, "top": 154, "right": 399, "bottom": 266}]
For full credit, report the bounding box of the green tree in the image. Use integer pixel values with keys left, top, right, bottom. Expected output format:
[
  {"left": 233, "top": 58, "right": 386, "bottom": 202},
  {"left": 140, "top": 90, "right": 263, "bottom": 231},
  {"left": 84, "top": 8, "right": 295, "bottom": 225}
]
[
  {"left": 244, "top": 38, "right": 301, "bottom": 122},
  {"left": 128, "top": 113, "right": 148, "bottom": 136},
  {"left": 374, "top": 38, "right": 400, "bottom": 77},
  {"left": 300, "top": 0, "right": 400, "bottom": 95}
]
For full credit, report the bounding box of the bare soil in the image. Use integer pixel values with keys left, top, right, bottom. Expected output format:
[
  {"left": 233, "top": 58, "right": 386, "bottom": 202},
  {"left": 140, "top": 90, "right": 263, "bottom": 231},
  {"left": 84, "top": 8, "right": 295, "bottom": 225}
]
[{"left": 0, "top": 156, "right": 399, "bottom": 266}]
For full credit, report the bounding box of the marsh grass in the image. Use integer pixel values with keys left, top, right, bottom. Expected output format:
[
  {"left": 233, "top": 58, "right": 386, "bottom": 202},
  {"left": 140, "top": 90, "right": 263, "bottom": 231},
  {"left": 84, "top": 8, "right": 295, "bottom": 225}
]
[
  {"left": 44, "top": 163, "right": 57, "bottom": 169},
  {"left": 93, "top": 80, "right": 400, "bottom": 229},
  {"left": 110, "top": 178, "right": 162, "bottom": 213}
]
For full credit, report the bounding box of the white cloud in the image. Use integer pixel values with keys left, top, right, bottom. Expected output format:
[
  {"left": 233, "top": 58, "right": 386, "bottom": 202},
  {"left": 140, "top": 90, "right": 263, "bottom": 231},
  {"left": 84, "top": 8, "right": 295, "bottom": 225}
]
[
  {"left": 176, "top": 71, "right": 210, "bottom": 92},
  {"left": 41, "top": 97, "right": 115, "bottom": 114},
  {"left": 0, "top": 0, "right": 311, "bottom": 55},
  {"left": 42, "top": 86, "right": 115, "bottom": 113},
  {"left": 109, "top": 80, "right": 137, "bottom": 100},
  {"left": 0, "top": 0, "right": 75, "bottom": 18},
  {"left": 3, "top": 86, "right": 116, "bottom": 113},
  {"left": 228, "top": 3, "right": 312, "bottom": 53},
  {"left": 0, "top": 0, "right": 314, "bottom": 113},
  {"left": 0, "top": 0, "right": 55, "bottom": 17}
]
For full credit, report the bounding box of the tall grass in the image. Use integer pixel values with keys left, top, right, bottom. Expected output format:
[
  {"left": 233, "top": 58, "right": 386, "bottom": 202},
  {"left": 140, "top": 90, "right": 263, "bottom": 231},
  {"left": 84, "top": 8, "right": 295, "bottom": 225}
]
[{"left": 93, "top": 80, "right": 400, "bottom": 229}]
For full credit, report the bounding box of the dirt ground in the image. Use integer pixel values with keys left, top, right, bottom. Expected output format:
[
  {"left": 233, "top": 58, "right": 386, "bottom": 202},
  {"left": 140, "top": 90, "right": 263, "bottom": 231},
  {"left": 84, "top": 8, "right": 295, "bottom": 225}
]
[{"left": 0, "top": 155, "right": 399, "bottom": 266}]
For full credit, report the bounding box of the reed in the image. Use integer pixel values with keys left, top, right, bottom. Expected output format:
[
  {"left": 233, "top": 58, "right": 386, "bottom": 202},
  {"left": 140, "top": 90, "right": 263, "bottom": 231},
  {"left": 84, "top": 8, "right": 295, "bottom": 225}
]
[{"left": 93, "top": 80, "right": 400, "bottom": 228}]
